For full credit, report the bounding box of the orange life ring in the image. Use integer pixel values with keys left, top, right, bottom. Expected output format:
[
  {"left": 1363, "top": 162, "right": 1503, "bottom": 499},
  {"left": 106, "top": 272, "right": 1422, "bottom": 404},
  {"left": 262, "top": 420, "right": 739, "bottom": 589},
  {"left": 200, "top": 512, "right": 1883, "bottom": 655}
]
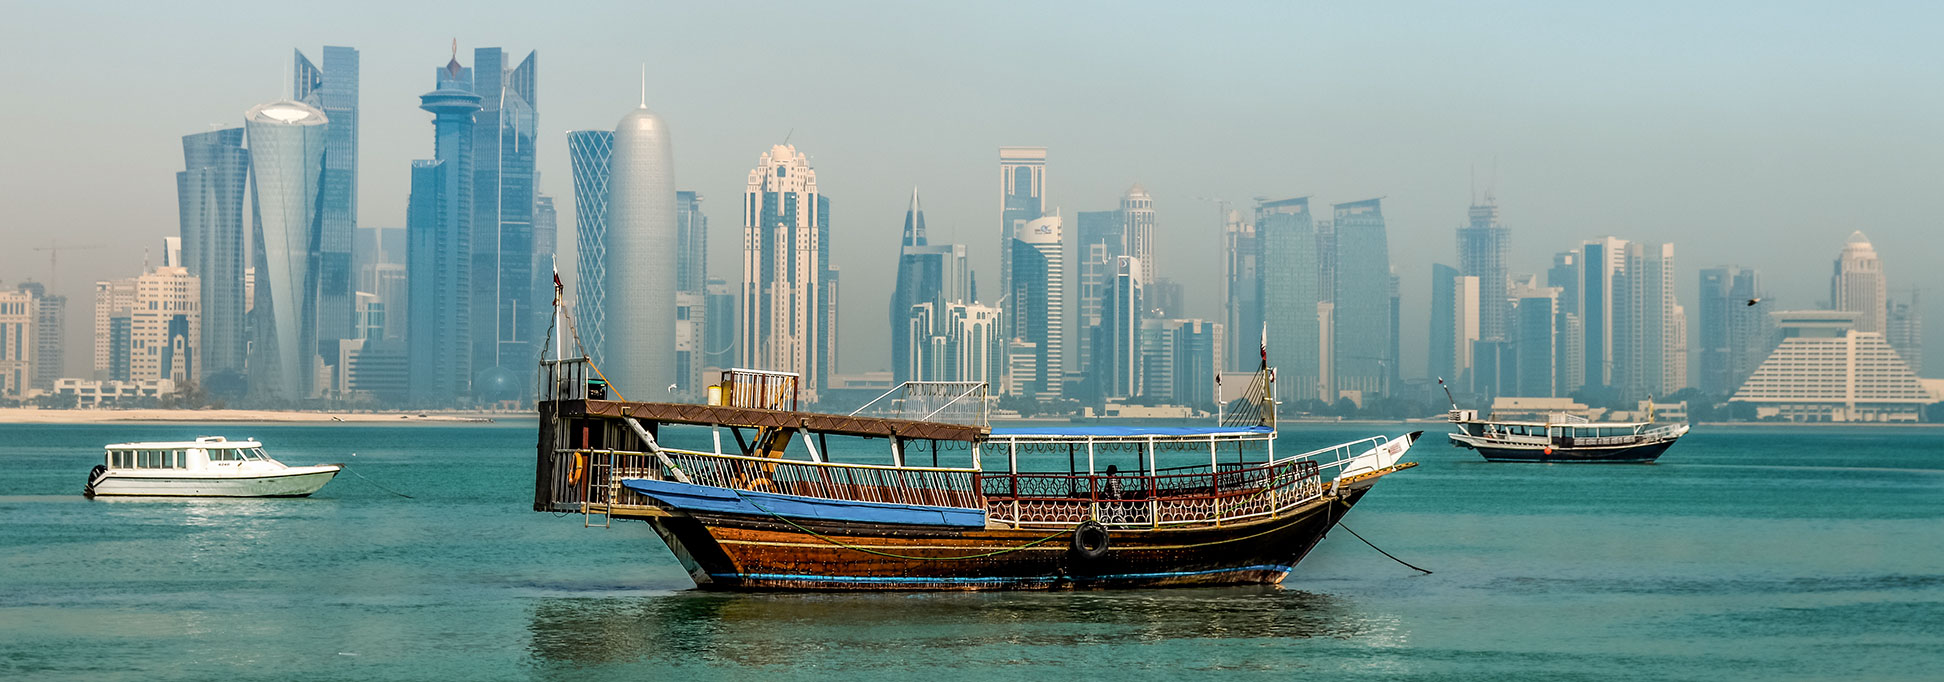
[{"left": 568, "top": 451, "right": 587, "bottom": 487}]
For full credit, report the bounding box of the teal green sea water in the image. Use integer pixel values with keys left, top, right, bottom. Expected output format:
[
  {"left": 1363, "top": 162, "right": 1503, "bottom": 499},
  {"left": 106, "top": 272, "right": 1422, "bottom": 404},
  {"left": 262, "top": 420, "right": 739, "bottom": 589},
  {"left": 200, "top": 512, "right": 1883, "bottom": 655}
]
[{"left": 2, "top": 422, "right": 1939, "bottom": 681}]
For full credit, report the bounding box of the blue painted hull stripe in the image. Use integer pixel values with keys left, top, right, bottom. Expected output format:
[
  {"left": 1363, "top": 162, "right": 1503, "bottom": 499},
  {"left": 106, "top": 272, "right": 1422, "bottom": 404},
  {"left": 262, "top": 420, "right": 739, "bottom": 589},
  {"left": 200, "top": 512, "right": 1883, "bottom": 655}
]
[
  {"left": 710, "top": 565, "right": 1293, "bottom": 585},
  {"left": 621, "top": 478, "right": 987, "bottom": 527}
]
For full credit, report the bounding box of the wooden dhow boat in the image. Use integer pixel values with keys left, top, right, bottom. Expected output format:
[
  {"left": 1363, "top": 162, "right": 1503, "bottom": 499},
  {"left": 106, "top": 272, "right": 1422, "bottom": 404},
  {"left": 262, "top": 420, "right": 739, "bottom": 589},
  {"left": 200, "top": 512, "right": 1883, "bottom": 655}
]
[
  {"left": 531, "top": 290, "right": 1418, "bottom": 590},
  {"left": 1439, "top": 379, "right": 1689, "bottom": 463},
  {"left": 534, "top": 359, "right": 1419, "bottom": 591}
]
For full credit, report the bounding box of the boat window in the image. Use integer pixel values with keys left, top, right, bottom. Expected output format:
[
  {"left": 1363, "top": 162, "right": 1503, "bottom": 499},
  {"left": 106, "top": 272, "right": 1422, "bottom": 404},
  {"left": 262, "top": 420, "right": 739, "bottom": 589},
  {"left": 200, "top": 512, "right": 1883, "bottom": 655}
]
[
  {"left": 244, "top": 448, "right": 263, "bottom": 461},
  {"left": 210, "top": 449, "right": 237, "bottom": 462}
]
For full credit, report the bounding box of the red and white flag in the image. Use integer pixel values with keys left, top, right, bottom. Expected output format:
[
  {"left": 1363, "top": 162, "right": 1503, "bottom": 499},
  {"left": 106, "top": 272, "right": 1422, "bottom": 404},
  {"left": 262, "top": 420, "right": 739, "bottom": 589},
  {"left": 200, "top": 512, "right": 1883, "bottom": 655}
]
[{"left": 551, "top": 259, "right": 563, "bottom": 305}]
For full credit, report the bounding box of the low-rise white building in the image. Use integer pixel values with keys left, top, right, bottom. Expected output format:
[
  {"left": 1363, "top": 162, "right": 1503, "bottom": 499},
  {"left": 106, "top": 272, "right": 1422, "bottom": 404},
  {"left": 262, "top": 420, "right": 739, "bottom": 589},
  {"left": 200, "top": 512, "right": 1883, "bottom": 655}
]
[{"left": 53, "top": 378, "right": 177, "bottom": 407}]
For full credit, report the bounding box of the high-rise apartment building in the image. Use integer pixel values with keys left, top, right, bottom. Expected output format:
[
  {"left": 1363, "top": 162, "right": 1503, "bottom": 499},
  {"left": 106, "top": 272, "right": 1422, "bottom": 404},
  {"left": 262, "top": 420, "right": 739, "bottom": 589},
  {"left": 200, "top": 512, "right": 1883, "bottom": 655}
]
[
  {"left": 704, "top": 278, "right": 735, "bottom": 372},
  {"left": 244, "top": 99, "right": 329, "bottom": 401},
  {"left": 1141, "top": 318, "right": 1223, "bottom": 408},
  {"left": 1580, "top": 237, "right": 1627, "bottom": 390},
  {"left": 605, "top": 100, "right": 678, "bottom": 400},
  {"left": 1831, "top": 231, "right": 1887, "bottom": 334},
  {"left": 1099, "top": 256, "right": 1145, "bottom": 400},
  {"left": 566, "top": 129, "right": 614, "bottom": 361},
  {"left": 741, "top": 144, "right": 834, "bottom": 402},
  {"left": 131, "top": 267, "right": 200, "bottom": 384},
  {"left": 20, "top": 283, "right": 64, "bottom": 391},
  {"left": 463, "top": 48, "right": 540, "bottom": 400},
  {"left": 177, "top": 128, "right": 249, "bottom": 385},
  {"left": 1223, "top": 209, "right": 1260, "bottom": 372},
  {"left": 0, "top": 285, "right": 63, "bottom": 397},
  {"left": 406, "top": 57, "right": 481, "bottom": 404},
  {"left": 1121, "top": 185, "right": 1157, "bottom": 284},
  {"left": 93, "top": 279, "right": 136, "bottom": 381},
  {"left": 1332, "top": 199, "right": 1391, "bottom": 399},
  {"left": 1457, "top": 195, "right": 1509, "bottom": 343},
  {"left": 1009, "top": 214, "right": 1064, "bottom": 399},
  {"left": 1256, "top": 197, "right": 1319, "bottom": 402},
  {"left": 998, "top": 146, "right": 1046, "bottom": 333}
]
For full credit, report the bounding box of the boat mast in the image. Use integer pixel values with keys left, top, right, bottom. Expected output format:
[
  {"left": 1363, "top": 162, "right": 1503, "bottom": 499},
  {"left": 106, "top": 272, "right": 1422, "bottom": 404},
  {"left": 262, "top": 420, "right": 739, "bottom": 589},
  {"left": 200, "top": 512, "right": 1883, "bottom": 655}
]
[{"left": 1437, "top": 377, "right": 1458, "bottom": 411}]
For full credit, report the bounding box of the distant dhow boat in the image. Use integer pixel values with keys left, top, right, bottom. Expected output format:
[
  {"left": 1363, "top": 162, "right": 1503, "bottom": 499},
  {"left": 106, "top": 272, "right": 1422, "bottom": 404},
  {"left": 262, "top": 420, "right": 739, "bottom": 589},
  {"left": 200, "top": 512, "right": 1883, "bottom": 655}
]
[
  {"left": 1438, "top": 379, "right": 1689, "bottom": 464},
  {"left": 84, "top": 437, "right": 341, "bottom": 497}
]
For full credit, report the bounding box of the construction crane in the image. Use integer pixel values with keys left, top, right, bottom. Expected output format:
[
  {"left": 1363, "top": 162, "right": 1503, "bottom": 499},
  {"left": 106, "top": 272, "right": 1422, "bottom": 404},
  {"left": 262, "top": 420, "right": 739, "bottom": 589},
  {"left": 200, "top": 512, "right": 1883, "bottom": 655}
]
[{"left": 31, "top": 241, "right": 105, "bottom": 291}]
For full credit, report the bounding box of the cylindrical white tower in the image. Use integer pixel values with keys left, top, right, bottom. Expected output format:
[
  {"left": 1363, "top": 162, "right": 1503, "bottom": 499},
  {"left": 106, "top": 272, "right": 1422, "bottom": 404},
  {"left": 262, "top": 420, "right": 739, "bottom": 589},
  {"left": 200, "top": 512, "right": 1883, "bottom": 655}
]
[
  {"left": 243, "top": 99, "right": 329, "bottom": 400},
  {"left": 602, "top": 105, "right": 677, "bottom": 398}
]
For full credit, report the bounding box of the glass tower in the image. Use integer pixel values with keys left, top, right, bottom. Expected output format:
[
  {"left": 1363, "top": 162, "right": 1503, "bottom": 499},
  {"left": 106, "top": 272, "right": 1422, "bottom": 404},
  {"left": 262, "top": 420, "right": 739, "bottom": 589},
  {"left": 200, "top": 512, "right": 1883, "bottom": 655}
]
[
  {"left": 1256, "top": 198, "right": 1318, "bottom": 402},
  {"left": 1333, "top": 199, "right": 1391, "bottom": 399},
  {"left": 1009, "top": 214, "right": 1064, "bottom": 399},
  {"left": 466, "top": 48, "right": 540, "bottom": 401},
  {"left": 566, "top": 130, "right": 614, "bottom": 363},
  {"left": 177, "top": 128, "right": 249, "bottom": 386},
  {"left": 244, "top": 100, "right": 329, "bottom": 401},
  {"left": 293, "top": 46, "right": 359, "bottom": 353},
  {"left": 606, "top": 103, "right": 678, "bottom": 400}
]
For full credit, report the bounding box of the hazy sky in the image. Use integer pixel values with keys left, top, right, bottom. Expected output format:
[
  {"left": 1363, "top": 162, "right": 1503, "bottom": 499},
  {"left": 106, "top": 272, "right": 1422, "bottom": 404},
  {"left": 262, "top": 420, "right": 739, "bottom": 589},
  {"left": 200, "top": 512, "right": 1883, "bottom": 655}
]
[{"left": 5, "top": 1, "right": 1941, "bottom": 380}]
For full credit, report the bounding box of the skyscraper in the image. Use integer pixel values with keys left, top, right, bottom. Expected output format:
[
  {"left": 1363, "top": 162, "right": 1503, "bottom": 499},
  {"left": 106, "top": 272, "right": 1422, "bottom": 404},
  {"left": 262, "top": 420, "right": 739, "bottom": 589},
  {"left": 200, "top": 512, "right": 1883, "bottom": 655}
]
[
  {"left": 244, "top": 100, "right": 329, "bottom": 401},
  {"left": 1075, "top": 209, "right": 1121, "bottom": 376},
  {"left": 1009, "top": 214, "right": 1064, "bottom": 399},
  {"left": 1512, "top": 287, "right": 1560, "bottom": 398},
  {"left": 741, "top": 144, "right": 833, "bottom": 402},
  {"left": 998, "top": 146, "right": 1046, "bottom": 336},
  {"left": 463, "top": 48, "right": 540, "bottom": 400},
  {"left": 1831, "top": 231, "right": 1887, "bottom": 334},
  {"left": 889, "top": 189, "right": 972, "bottom": 384},
  {"left": 1617, "top": 242, "right": 1682, "bottom": 398},
  {"left": 565, "top": 129, "right": 614, "bottom": 362},
  {"left": 293, "top": 46, "right": 359, "bottom": 354},
  {"left": 1121, "top": 185, "right": 1157, "bottom": 283},
  {"left": 1698, "top": 266, "right": 1759, "bottom": 396},
  {"left": 1223, "top": 209, "right": 1260, "bottom": 372},
  {"left": 1457, "top": 194, "right": 1509, "bottom": 343},
  {"left": 605, "top": 100, "right": 678, "bottom": 400},
  {"left": 1428, "top": 263, "right": 1459, "bottom": 383},
  {"left": 1887, "top": 290, "right": 1922, "bottom": 375},
  {"left": 1100, "top": 256, "right": 1145, "bottom": 400},
  {"left": 1332, "top": 199, "right": 1391, "bottom": 398},
  {"left": 406, "top": 57, "right": 481, "bottom": 404},
  {"left": 1256, "top": 197, "right": 1319, "bottom": 402},
  {"left": 1580, "top": 237, "right": 1627, "bottom": 390},
  {"left": 176, "top": 128, "right": 249, "bottom": 386},
  {"left": 676, "top": 191, "right": 708, "bottom": 293}
]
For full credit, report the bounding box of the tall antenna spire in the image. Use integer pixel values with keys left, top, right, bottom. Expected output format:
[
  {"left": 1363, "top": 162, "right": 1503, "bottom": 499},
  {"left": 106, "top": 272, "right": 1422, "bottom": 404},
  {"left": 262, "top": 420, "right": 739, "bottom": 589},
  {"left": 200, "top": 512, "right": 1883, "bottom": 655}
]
[{"left": 639, "top": 63, "right": 647, "bottom": 109}]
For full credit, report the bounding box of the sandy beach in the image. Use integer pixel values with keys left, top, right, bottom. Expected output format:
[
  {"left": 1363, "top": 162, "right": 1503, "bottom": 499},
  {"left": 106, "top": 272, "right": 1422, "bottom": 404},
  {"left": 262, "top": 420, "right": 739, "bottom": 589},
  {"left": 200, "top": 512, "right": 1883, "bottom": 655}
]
[{"left": 0, "top": 408, "right": 526, "bottom": 425}]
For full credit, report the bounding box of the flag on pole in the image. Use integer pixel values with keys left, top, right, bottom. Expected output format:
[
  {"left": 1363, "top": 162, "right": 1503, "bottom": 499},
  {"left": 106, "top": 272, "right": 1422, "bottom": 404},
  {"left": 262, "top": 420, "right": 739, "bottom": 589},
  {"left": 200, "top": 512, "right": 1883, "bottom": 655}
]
[
  {"left": 551, "top": 257, "right": 563, "bottom": 306},
  {"left": 1259, "top": 322, "right": 1268, "bottom": 368}
]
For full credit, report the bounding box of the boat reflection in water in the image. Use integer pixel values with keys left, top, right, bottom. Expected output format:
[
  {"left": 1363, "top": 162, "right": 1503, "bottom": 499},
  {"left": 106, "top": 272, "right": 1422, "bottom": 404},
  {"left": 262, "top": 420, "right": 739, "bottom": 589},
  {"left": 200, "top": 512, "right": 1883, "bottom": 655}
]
[{"left": 525, "top": 588, "right": 1392, "bottom": 669}]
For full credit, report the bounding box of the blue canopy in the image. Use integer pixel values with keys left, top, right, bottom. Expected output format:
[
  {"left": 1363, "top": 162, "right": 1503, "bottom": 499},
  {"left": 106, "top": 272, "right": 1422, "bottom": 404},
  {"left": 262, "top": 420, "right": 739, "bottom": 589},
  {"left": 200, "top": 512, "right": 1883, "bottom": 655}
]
[{"left": 990, "top": 425, "right": 1274, "bottom": 438}]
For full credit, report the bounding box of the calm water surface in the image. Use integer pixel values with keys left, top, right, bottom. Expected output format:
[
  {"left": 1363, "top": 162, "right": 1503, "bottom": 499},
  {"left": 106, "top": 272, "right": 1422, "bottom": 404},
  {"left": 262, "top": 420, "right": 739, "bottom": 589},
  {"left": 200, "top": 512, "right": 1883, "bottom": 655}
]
[{"left": 1, "top": 422, "right": 1939, "bottom": 680}]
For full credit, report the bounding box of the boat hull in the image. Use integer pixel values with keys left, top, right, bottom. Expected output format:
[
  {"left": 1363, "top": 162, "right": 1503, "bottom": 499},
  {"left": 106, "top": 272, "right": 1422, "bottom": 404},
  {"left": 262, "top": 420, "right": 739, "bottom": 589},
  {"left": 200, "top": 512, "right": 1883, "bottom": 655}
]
[
  {"left": 87, "top": 466, "right": 341, "bottom": 497},
  {"left": 1454, "top": 438, "right": 1676, "bottom": 464},
  {"left": 637, "top": 488, "right": 1371, "bottom": 591}
]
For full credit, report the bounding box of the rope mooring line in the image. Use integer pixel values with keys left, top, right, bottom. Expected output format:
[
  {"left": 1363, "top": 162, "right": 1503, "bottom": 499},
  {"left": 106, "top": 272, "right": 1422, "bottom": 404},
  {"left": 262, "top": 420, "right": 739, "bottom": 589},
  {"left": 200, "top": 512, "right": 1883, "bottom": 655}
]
[
  {"left": 343, "top": 465, "right": 414, "bottom": 499},
  {"left": 1332, "top": 499, "right": 1431, "bottom": 574}
]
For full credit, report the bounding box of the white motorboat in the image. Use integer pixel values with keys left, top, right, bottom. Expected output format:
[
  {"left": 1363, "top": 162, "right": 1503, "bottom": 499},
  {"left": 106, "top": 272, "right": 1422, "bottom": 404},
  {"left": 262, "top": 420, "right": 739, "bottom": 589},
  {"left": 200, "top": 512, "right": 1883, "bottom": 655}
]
[{"left": 84, "top": 436, "right": 341, "bottom": 498}]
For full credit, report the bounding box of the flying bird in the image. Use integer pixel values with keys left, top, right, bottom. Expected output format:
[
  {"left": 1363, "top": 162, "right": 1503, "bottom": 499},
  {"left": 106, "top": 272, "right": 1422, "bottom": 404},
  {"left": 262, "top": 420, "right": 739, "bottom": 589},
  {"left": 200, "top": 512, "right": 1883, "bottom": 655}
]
[{"left": 1746, "top": 298, "right": 1762, "bottom": 306}]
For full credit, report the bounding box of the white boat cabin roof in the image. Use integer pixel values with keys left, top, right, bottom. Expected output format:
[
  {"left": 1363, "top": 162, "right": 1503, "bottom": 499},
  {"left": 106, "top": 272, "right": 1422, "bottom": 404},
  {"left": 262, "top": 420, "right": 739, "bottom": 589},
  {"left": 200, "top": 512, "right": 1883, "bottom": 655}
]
[{"left": 104, "top": 436, "right": 263, "bottom": 451}]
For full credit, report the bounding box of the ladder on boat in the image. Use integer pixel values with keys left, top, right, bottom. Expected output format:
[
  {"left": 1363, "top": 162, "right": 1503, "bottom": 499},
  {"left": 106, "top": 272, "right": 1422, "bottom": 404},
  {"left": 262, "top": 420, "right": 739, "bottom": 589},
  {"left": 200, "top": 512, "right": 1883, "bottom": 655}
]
[{"left": 580, "top": 449, "right": 612, "bottom": 528}]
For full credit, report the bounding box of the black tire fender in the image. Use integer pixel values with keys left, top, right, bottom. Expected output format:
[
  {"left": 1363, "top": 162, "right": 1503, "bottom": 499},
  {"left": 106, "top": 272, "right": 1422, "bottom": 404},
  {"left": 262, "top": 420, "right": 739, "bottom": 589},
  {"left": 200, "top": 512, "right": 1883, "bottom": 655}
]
[{"left": 1070, "top": 520, "right": 1110, "bottom": 560}]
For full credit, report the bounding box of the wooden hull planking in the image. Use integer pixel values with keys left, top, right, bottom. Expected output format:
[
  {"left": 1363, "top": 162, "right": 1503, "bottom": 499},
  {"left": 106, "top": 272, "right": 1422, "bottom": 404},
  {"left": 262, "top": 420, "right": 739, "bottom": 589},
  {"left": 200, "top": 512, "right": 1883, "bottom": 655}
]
[{"left": 633, "top": 488, "right": 1372, "bottom": 591}]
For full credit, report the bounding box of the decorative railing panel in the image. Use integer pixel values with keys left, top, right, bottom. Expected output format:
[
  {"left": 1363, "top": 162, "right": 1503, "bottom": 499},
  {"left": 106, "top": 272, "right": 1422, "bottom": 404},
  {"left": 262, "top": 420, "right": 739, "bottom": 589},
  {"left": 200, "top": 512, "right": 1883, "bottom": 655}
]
[{"left": 979, "top": 460, "right": 1323, "bottom": 529}]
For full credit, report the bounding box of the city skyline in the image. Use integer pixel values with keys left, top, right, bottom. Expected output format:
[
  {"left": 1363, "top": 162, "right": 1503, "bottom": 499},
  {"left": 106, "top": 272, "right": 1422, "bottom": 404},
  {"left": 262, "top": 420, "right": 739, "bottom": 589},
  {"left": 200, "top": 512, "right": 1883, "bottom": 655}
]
[{"left": 4, "top": 3, "right": 1943, "bottom": 384}]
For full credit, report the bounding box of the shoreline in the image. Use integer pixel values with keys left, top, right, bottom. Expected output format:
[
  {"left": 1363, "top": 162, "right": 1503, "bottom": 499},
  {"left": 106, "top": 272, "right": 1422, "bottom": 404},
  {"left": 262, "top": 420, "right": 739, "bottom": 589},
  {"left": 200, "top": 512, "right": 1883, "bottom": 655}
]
[{"left": 0, "top": 408, "right": 526, "bottom": 425}]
